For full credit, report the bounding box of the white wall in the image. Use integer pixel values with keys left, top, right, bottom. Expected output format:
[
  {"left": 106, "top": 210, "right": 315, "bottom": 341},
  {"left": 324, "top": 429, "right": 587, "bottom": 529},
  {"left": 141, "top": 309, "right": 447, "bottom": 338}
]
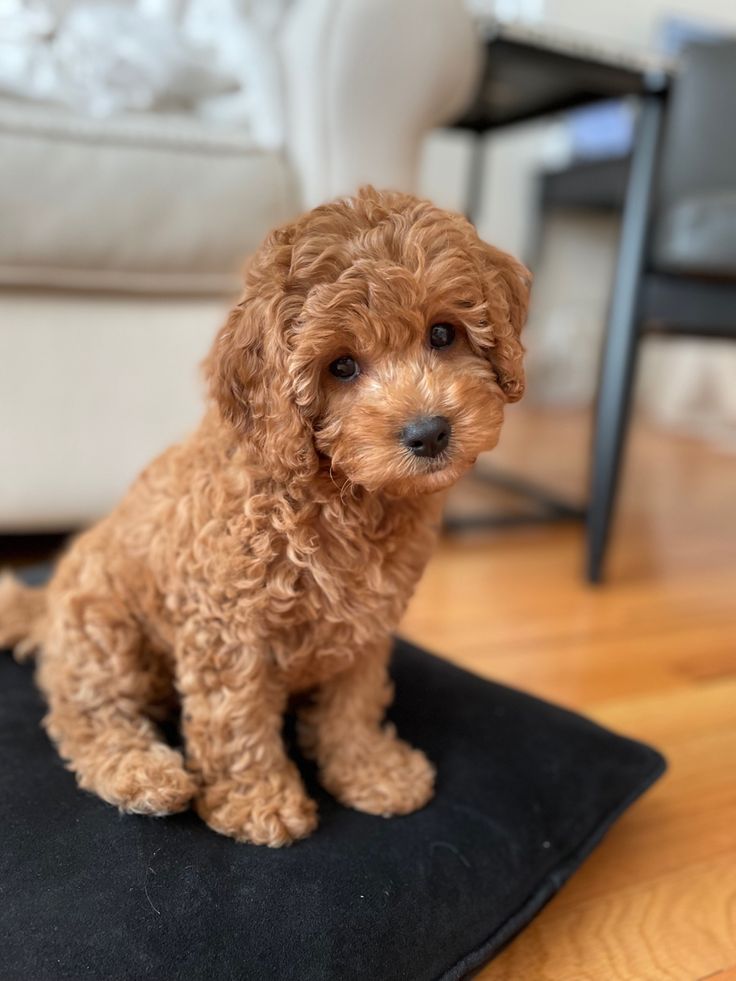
[{"left": 544, "top": 0, "right": 736, "bottom": 47}]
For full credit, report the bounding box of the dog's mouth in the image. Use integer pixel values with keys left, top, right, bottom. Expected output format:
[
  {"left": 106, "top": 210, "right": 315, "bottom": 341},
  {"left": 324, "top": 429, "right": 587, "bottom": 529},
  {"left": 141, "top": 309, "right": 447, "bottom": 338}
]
[
  {"left": 419, "top": 454, "right": 451, "bottom": 474},
  {"left": 408, "top": 451, "right": 472, "bottom": 492}
]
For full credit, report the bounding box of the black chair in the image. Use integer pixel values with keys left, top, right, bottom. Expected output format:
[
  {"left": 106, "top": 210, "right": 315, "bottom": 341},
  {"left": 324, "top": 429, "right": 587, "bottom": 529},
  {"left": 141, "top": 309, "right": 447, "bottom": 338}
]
[{"left": 587, "top": 41, "right": 736, "bottom": 582}]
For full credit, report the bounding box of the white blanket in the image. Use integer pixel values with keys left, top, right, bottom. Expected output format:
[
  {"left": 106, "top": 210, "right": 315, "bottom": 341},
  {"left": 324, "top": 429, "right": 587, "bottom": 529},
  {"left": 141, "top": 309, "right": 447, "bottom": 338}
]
[{"left": 0, "top": 0, "right": 292, "bottom": 147}]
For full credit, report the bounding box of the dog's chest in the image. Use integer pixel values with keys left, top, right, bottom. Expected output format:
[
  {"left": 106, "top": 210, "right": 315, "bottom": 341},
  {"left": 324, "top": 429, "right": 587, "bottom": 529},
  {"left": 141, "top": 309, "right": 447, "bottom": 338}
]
[{"left": 250, "top": 498, "right": 439, "bottom": 690}]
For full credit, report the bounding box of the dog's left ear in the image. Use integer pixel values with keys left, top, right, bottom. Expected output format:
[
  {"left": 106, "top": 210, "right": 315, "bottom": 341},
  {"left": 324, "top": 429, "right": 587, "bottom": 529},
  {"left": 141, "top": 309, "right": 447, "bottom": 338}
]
[{"left": 479, "top": 243, "right": 532, "bottom": 403}]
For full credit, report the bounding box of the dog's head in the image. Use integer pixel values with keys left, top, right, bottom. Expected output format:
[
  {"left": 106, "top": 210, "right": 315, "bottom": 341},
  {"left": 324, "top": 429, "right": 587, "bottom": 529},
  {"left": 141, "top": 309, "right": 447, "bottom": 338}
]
[{"left": 207, "top": 187, "right": 530, "bottom": 495}]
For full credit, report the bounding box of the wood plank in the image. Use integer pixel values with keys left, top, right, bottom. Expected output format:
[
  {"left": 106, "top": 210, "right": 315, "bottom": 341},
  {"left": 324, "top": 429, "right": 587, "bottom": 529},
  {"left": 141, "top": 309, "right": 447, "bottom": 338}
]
[{"left": 482, "top": 856, "right": 736, "bottom": 981}]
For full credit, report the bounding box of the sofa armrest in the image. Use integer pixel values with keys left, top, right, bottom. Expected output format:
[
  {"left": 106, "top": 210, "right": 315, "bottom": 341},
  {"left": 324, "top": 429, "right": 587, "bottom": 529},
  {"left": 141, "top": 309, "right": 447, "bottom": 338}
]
[{"left": 279, "top": 0, "right": 480, "bottom": 207}]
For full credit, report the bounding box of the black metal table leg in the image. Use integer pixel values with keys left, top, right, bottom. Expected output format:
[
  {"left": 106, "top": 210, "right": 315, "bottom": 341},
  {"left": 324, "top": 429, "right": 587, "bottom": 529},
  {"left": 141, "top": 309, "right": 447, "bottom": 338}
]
[
  {"left": 586, "top": 91, "right": 666, "bottom": 583},
  {"left": 444, "top": 466, "right": 586, "bottom": 533}
]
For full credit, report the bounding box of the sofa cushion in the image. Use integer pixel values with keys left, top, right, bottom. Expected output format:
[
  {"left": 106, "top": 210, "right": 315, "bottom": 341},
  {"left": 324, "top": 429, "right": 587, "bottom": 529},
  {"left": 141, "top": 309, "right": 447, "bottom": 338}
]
[
  {"left": 0, "top": 99, "right": 299, "bottom": 295},
  {"left": 653, "top": 191, "right": 736, "bottom": 278}
]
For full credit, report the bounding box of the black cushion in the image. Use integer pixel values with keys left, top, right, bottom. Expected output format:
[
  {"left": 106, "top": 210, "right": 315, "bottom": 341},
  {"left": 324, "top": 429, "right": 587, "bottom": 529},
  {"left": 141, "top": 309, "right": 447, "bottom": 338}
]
[{"left": 0, "top": 635, "right": 664, "bottom": 981}]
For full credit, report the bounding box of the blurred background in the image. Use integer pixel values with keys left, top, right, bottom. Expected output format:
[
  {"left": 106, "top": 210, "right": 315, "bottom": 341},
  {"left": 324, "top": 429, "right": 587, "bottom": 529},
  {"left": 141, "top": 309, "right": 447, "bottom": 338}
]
[
  {"left": 1, "top": 0, "right": 735, "bottom": 577},
  {"left": 1, "top": 1, "right": 735, "bottom": 975}
]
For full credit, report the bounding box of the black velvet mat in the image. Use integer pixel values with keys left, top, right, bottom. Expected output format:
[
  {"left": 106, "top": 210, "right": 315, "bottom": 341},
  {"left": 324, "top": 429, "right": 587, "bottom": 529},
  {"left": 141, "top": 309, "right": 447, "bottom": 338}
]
[{"left": 0, "top": 634, "right": 664, "bottom": 981}]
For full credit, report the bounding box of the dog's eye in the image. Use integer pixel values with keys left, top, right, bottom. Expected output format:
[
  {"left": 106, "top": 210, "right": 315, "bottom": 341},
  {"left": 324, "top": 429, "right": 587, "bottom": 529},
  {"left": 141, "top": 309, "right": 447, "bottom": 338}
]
[
  {"left": 329, "top": 355, "right": 360, "bottom": 381},
  {"left": 429, "top": 323, "right": 456, "bottom": 349}
]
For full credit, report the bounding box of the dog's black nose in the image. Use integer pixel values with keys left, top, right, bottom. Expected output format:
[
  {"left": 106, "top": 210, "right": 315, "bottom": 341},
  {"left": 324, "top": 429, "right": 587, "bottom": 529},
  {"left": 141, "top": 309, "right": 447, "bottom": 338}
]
[{"left": 401, "top": 416, "right": 451, "bottom": 458}]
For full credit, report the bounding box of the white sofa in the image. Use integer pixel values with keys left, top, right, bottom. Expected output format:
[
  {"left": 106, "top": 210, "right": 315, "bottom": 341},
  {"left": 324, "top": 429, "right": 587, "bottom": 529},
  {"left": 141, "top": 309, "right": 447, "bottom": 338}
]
[{"left": 0, "top": 0, "right": 479, "bottom": 530}]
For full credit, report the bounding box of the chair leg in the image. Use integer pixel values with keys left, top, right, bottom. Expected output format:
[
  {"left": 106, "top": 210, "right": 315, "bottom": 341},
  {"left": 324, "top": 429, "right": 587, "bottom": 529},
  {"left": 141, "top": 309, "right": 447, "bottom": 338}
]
[
  {"left": 586, "top": 93, "right": 664, "bottom": 583},
  {"left": 586, "top": 317, "right": 642, "bottom": 583}
]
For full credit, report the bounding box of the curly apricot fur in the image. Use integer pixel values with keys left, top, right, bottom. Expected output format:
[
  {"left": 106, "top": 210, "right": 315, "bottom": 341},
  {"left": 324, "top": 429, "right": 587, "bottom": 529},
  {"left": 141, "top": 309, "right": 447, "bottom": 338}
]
[{"left": 0, "top": 188, "right": 529, "bottom": 845}]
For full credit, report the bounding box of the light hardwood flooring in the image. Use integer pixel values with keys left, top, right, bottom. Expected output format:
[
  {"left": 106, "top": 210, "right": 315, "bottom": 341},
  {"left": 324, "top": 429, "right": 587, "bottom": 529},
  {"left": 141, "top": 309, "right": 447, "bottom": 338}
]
[{"left": 400, "top": 406, "right": 736, "bottom": 981}]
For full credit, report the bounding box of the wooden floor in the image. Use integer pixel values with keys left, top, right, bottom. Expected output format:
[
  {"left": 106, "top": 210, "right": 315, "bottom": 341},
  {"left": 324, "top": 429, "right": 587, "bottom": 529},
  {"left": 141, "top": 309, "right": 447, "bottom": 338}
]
[{"left": 400, "top": 407, "right": 736, "bottom": 981}]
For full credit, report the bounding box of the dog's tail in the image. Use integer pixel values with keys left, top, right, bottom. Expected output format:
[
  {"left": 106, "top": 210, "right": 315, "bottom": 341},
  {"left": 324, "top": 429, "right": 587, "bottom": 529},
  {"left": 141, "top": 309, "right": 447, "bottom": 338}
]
[{"left": 0, "top": 572, "right": 47, "bottom": 661}]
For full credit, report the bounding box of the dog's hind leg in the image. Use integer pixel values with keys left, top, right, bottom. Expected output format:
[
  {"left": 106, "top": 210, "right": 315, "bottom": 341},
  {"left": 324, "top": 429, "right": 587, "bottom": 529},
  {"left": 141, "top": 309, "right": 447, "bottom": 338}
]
[{"left": 38, "top": 594, "right": 196, "bottom": 816}]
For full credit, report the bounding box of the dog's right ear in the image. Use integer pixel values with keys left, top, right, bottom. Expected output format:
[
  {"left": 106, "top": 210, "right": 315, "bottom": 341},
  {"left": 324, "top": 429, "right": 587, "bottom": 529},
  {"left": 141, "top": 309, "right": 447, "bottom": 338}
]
[
  {"left": 206, "top": 295, "right": 262, "bottom": 435},
  {"left": 205, "top": 230, "right": 290, "bottom": 437},
  {"left": 205, "top": 226, "right": 320, "bottom": 483}
]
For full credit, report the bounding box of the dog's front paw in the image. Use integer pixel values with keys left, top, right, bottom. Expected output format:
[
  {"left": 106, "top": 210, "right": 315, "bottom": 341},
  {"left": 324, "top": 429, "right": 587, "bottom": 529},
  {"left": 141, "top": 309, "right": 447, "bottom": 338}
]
[
  {"left": 92, "top": 745, "right": 197, "bottom": 817},
  {"left": 319, "top": 731, "right": 435, "bottom": 817},
  {"left": 195, "top": 773, "right": 318, "bottom": 846}
]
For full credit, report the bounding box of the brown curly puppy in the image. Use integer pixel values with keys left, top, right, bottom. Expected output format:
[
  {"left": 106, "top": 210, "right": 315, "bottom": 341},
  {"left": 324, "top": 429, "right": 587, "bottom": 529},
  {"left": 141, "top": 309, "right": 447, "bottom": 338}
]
[{"left": 0, "top": 187, "right": 529, "bottom": 846}]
